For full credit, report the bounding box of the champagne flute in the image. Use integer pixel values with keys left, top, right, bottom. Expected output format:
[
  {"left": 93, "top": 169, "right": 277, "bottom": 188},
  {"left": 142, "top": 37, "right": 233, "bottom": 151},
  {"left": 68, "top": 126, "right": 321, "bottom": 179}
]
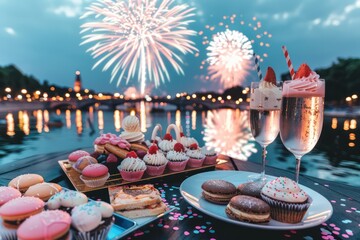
[
  {"left": 280, "top": 79, "right": 325, "bottom": 183},
  {"left": 249, "top": 81, "right": 282, "bottom": 182}
]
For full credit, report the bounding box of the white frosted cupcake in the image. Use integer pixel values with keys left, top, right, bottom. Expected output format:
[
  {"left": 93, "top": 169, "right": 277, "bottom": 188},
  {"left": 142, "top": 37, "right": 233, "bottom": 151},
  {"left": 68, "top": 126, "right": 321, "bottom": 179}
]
[
  {"left": 201, "top": 147, "right": 218, "bottom": 165},
  {"left": 143, "top": 145, "right": 168, "bottom": 176},
  {"left": 186, "top": 143, "right": 205, "bottom": 168},
  {"left": 158, "top": 133, "right": 177, "bottom": 154},
  {"left": 260, "top": 177, "right": 311, "bottom": 223},
  {"left": 117, "top": 152, "right": 146, "bottom": 182},
  {"left": 166, "top": 143, "right": 189, "bottom": 172},
  {"left": 179, "top": 132, "right": 198, "bottom": 149}
]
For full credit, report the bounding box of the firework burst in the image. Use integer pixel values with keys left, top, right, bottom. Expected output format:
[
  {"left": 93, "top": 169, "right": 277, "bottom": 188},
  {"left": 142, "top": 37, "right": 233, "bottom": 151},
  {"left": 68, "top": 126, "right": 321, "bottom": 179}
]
[
  {"left": 206, "top": 29, "right": 253, "bottom": 89},
  {"left": 80, "top": 0, "right": 197, "bottom": 94},
  {"left": 203, "top": 109, "right": 257, "bottom": 161}
]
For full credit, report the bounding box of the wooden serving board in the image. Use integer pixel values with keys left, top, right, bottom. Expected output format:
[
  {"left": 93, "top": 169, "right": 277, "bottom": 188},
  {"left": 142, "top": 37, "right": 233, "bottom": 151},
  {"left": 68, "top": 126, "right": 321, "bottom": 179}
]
[{"left": 58, "top": 158, "right": 227, "bottom": 193}]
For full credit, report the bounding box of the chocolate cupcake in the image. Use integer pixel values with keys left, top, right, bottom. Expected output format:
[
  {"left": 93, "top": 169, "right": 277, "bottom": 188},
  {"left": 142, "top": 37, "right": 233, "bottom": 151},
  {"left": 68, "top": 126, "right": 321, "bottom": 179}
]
[{"left": 260, "top": 177, "right": 311, "bottom": 224}]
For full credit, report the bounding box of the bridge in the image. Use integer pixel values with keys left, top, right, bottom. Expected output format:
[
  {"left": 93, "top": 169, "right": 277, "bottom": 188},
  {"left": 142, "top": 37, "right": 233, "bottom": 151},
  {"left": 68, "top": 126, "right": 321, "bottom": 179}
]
[{"left": 48, "top": 97, "right": 247, "bottom": 111}]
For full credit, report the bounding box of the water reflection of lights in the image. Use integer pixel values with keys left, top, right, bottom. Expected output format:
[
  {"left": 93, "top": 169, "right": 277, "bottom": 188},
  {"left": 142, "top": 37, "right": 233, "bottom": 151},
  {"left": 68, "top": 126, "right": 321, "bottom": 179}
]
[
  {"left": 43, "top": 110, "right": 49, "bottom": 132},
  {"left": 56, "top": 109, "right": 61, "bottom": 116},
  {"left": 343, "top": 120, "right": 349, "bottom": 131},
  {"left": 66, "top": 110, "right": 71, "bottom": 129},
  {"left": 350, "top": 119, "right": 357, "bottom": 129},
  {"left": 97, "top": 110, "right": 104, "bottom": 131},
  {"left": 192, "top": 110, "right": 197, "bottom": 130},
  {"left": 76, "top": 110, "right": 83, "bottom": 134},
  {"left": 23, "top": 111, "right": 30, "bottom": 135},
  {"left": 331, "top": 118, "right": 337, "bottom": 129},
  {"left": 6, "top": 113, "right": 15, "bottom": 136},
  {"left": 140, "top": 101, "right": 147, "bottom": 133},
  {"left": 175, "top": 110, "right": 181, "bottom": 130},
  {"left": 114, "top": 110, "right": 121, "bottom": 132},
  {"left": 36, "top": 110, "right": 43, "bottom": 133},
  {"left": 203, "top": 109, "right": 257, "bottom": 160}
]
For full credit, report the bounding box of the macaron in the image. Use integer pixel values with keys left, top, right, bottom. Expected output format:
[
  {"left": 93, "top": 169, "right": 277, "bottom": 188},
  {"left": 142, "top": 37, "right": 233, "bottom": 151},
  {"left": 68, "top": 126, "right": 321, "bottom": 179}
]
[
  {"left": 24, "top": 182, "right": 62, "bottom": 201},
  {"left": 72, "top": 156, "right": 98, "bottom": 173},
  {"left": 0, "top": 196, "right": 45, "bottom": 227},
  {"left": 225, "top": 195, "right": 270, "bottom": 223},
  {"left": 237, "top": 181, "right": 266, "bottom": 198},
  {"left": 0, "top": 186, "right": 22, "bottom": 206},
  {"left": 201, "top": 179, "right": 237, "bottom": 204},
  {"left": 17, "top": 210, "right": 71, "bottom": 240},
  {"left": 8, "top": 174, "right": 44, "bottom": 193},
  {"left": 68, "top": 150, "right": 90, "bottom": 165}
]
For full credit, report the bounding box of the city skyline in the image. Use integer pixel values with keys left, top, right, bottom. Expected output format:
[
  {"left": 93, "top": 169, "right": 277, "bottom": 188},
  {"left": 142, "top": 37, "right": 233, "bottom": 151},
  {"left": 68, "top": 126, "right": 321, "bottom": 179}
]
[{"left": 1, "top": 0, "right": 360, "bottom": 95}]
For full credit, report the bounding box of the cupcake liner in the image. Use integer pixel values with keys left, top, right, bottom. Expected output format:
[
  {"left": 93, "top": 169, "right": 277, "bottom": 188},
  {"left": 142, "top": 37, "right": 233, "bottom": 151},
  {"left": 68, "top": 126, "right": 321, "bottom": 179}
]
[
  {"left": 203, "top": 155, "right": 218, "bottom": 165},
  {"left": 167, "top": 159, "right": 188, "bottom": 172},
  {"left": 146, "top": 164, "right": 167, "bottom": 176},
  {"left": 187, "top": 157, "right": 205, "bottom": 168},
  {"left": 120, "top": 170, "right": 145, "bottom": 182},
  {"left": 260, "top": 193, "right": 311, "bottom": 224},
  {"left": 72, "top": 165, "right": 83, "bottom": 174},
  {"left": 0, "top": 220, "right": 17, "bottom": 240},
  {"left": 80, "top": 173, "right": 110, "bottom": 188},
  {"left": 72, "top": 222, "right": 112, "bottom": 240}
]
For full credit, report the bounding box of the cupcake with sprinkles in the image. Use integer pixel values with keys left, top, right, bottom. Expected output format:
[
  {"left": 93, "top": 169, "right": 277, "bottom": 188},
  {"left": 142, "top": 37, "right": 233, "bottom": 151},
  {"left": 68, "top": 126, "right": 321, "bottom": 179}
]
[{"left": 260, "top": 176, "right": 311, "bottom": 223}]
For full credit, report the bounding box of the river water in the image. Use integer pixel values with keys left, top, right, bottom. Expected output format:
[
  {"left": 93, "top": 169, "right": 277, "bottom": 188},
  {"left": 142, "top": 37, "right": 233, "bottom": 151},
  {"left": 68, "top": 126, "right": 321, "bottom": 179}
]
[{"left": 0, "top": 103, "right": 359, "bottom": 187}]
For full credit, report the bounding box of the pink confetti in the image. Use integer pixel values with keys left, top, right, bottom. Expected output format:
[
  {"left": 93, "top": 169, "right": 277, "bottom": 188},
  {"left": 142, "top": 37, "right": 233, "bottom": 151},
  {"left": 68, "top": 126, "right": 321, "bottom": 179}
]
[
  {"left": 332, "top": 231, "right": 339, "bottom": 235},
  {"left": 334, "top": 227, "right": 340, "bottom": 231},
  {"left": 331, "top": 200, "right": 336, "bottom": 203},
  {"left": 173, "top": 227, "right": 179, "bottom": 231},
  {"left": 210, "top": 238, "right": 216, "bottom": 240},
  {"left": 351, "top": 207, "right": 357, "bottom": 210},
  {"left": 346, "top": 210, "right": 351, "bottom": 213},
  {"left": 193, "top": 213, "right": 198, "bottom": 216},
  {"left": 322, "top": 223, "right": 328, "bottom": 226},
  {"left": 163, "top": 225, "right": 169, "bottom": 229},
  {"left": 200, "top": 229, "right": 205, "bottom": 233},
  {"left": 346, "top": 229, "right": 353, "bottom": 236},
  {"left": 290, "top": 230, "right": 296, "bottom": 234},
  {"left": 195, "top": 226, "right": 201, "bottom": 229},
  {"left": 134, "top": 232, "right": 144, "bottom": 237},
  {"left": 330, "top": 223, "right": 336, "bottom": 227},
  {"left": 342, "top": 234, "right": 349, "bottom": 238},
  {"left": 184, "top": 231, "right": 190, "bottom": 236}
]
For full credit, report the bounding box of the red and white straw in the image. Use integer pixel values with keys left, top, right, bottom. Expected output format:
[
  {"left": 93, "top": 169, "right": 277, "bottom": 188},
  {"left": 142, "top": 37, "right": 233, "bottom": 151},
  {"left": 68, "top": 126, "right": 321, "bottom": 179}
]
[{"left": 282, "top": 46, "right": 295, "bottom": 80}]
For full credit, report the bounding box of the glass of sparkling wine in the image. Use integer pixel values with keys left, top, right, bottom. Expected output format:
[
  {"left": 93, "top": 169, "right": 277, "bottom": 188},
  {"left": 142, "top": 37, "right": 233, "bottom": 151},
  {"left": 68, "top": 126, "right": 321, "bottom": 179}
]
[
  {"left": 249, "top": 82, "right": 282, "bottom": 182},
  {"left": 280, "top": 79, "right": 325, "bottom": 183}
]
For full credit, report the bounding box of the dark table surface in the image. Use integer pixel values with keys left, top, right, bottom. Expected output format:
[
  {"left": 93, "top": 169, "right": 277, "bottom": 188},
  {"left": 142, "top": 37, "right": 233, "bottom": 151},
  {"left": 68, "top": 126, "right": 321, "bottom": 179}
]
[{"left": 0, "top": 148, "right": 359, "bottom": 240}]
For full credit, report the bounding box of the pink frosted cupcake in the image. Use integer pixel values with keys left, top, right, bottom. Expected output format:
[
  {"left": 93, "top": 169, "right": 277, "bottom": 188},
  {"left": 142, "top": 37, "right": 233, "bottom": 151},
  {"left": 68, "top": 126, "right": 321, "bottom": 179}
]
[
  {"left": 143, "top": 145, "right": 168, "bottom": 176},
  {"left": 117, "top": 152, "right": 146, "bottom": 182},
  {"left": 186, "top": 143, "right": 205, "bottom": 168},
  {"left": 68, "top": 150, "right": 90, "bottom": 166},
  {"left": 158, "top": 133, "right": 177, "bottom": 154},
  {"left": 166, "top": 143, "right": 189, "bottom": 172},
  {"left": 80, "top": 164, "right": 110, "bottom": 188},
  {"left": 201, "top": 147, "right": 218, "bottom": 165}
]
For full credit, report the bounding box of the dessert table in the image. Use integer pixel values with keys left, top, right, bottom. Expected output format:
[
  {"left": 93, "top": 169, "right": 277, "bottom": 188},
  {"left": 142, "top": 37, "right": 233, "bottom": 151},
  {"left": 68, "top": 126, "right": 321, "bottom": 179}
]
[{"left": 0, "top": 148, "right": 359, "bottom": 240}]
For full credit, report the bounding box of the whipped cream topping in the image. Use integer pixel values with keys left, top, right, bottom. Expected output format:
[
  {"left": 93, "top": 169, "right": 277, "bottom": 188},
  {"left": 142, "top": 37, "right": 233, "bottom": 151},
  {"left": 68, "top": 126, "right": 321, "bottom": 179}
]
[
  {"left": 166, "top": 150, "right": 189, "bottom": 162},
  {"left": 118, "top": 157, "right": 146, "bottom": 172},
  {"left": 94, "top": 133, "right": 117, "bottom": 145},
  {"left": 250, "top": 81, "right": 282, "bottom": 110},
  {"left": 158, "top": 139, "right": 177, "bottom": 152},
  {"left": 143, "top": 152, "right": 168, "bottom": 166},
  {"left": 282, "top": 71, "right": 324, "bottom": 97},
  {"left": 261, "top": 177, "right": 308, "bottom": 203},
  {"left": 201, "top": 147, "right": 217, "bottom": 156},
  {"left": 186, "top": 149, "right": 205, "bottom": 159},
  {"left": 119, "top": 131, "right": 145, "bottom": 143},
  {"left": 122, "top": 116, "right": 141, "bottom": 132},
  {"left": 109, "top": 136, "right": 131, "bottom": 150},
  {"left": 180, "top": 136, "right": 198, "bottom": 148}
]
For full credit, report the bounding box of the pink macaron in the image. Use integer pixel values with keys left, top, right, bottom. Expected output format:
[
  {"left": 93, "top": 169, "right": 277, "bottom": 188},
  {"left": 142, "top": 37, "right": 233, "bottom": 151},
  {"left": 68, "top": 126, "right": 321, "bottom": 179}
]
[
  {"left": 17, "top": 210, "right": 71, "bottom": 240},
  {"left": 68, "top": 150, "right": 90, "bottom": 165},
  {"left": 0, "top": 196, "right": 45, "bottom": 223},
  {"left": 0, "top": 186, "right": 22, "bottom": 206}
]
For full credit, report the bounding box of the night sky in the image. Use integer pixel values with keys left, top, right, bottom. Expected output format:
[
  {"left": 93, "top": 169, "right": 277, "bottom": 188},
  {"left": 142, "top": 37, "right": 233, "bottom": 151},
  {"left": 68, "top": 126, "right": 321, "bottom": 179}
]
[{"left": 1, "top": 0, "right": 360, "bottom": 95}]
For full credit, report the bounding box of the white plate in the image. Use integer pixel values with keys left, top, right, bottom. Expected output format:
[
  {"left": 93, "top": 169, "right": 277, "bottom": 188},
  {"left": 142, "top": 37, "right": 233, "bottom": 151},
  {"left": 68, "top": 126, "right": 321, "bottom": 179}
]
[{"left": 180, "top": 170, "right": 333, "bottom": 230}]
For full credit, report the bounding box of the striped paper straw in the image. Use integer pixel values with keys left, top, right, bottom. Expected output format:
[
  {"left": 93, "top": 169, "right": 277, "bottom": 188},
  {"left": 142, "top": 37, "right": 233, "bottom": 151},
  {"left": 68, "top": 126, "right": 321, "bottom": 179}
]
[
  {"left": 282, "top": 46, "right": 295, "bottom": 79},
  {"left": 253, "top": 53, "right": 262, "bottom": 81}
]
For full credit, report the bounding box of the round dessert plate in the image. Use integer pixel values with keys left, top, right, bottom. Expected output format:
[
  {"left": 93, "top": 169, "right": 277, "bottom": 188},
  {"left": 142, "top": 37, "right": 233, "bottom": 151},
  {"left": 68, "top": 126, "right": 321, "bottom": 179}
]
[{"left": 180, "top": 170, "right": 333, "bottom": 230}]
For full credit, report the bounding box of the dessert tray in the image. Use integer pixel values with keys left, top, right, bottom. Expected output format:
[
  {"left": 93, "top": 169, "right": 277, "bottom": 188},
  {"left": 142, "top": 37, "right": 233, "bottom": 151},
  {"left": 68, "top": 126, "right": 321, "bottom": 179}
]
[
  {"left": 180, "top": 170, "right": 333, "bottom": 230},
  {"left": 58, "top": 157, "right": 227, "bottom": 193}
]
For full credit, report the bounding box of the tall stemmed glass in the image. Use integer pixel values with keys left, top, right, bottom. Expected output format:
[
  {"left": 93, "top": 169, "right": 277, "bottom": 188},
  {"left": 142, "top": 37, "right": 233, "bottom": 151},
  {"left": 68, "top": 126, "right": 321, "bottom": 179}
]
[
  {"left": 280, "top": 79, "right": 325, "bottom": 183},
  {"left": 249, "top": 81, "right": 282, "bottom": 182}
]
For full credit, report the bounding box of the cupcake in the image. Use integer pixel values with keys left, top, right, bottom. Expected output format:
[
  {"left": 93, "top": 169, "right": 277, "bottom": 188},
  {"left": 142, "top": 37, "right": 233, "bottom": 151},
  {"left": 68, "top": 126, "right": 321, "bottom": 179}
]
[
  {"left": 143, "top": 144, "right": 168, "bottom": 176},
  {"left": 117, "top": 151, "right": 146, "bottom": 182},
  {"left": 260, "top": 177, "right": 311, "bottom": 223},
  {"left": 17, "top": 210, "right": 71, "bottom": 240},
  {"left": 68, "top": 150, "right": 90, "bottom": 166},
  {"left": 71, "top": 201, "right": 114, "bottom": 240},
  {"left": 166, "top": 143, "right": 189, "bottom": 172},
  {"left": 80, "top": 164, "right": 110, "bottom": 188},
  {"left": 179, "top": 125, "right": 198, "bottom": 149},
  {"left": 158, "top": 124, "right": 180, "bottom": 154},
  {"left": 72, "top": 156, "right": 98, "bottom": 173},
  {"left": 186, "top": 143, "right": 205, "bottom": 168},
  {"left": 201, "top": 146, "right": 218, "bottom": 165}
]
